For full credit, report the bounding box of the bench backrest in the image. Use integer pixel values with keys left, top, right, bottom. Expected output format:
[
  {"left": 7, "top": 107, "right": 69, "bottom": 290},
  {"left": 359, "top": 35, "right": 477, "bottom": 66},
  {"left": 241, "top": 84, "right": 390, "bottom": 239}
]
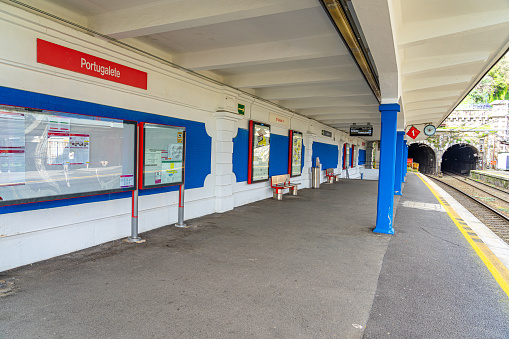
[
  {"left": 271, "top": 174, "right": 290, "bottom": 186},
  {"left": 325, "top": 168, "right": 335, "bottom": 175}
]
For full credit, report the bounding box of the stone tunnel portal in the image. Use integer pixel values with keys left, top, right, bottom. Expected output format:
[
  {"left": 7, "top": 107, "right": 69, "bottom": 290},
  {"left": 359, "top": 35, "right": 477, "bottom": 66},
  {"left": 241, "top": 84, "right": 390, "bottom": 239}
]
[
  {"left": 441, "top": 144, "right": 479, "bottom": 175},
  {"left": 408, "top": 143, "right": 437, "bottom": 174}
]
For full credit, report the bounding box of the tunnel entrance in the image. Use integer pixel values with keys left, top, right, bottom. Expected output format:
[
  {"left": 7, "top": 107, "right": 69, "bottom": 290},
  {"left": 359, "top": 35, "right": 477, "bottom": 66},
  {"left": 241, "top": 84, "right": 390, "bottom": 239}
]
[
  {"left": 441, "top": 144, "right": 479, "bottom": 175},
  {"left": 408, "top": 143, "right": 437, "bottom": 174}
]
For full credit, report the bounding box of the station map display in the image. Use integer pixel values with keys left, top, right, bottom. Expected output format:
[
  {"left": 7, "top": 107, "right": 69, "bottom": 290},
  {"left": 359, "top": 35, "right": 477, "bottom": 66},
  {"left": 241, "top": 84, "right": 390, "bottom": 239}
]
[{"left": 142, "top": 123, "right": 185, "bottom": 188}]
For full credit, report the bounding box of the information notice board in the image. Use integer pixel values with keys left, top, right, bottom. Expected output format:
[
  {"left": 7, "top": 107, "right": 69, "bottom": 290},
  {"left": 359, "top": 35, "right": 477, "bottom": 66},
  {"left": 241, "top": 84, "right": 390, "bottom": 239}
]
[
  {"left": 289, "top": 130, "right": 303, "bottom": 177},
  {"left": 0, "top": 104, "right": 136, "bottom": 205},
  {"left": 140, "top": 123, "right": 185, "bottom": 189},
  {"left": 248, "top": 121, "right": 270, "bottom": 183}
]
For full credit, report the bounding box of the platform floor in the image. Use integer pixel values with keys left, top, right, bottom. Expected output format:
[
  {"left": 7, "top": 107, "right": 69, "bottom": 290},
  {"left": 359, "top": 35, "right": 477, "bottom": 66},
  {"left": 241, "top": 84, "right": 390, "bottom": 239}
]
[{"left": 1, "top": 174, "right": 509, "bottom": 338}]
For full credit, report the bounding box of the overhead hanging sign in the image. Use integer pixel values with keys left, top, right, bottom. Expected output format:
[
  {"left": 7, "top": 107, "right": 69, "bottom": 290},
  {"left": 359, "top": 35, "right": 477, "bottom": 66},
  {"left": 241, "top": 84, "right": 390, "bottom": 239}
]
[
  {"left": 37, "top": 39, "right": 148, "bottom": 90},
  {"left": 350, "top": 124, "right": 373, "bottom": 136},
  {"left": 406, "top": 126, "right": 420, "bottom": 139}
]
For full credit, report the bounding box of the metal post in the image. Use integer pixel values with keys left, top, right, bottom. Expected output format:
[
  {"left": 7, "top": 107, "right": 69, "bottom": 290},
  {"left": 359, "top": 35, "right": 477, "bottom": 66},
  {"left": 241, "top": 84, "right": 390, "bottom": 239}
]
[
  {"left": 128, "top": 123, "right": 142, "bottom": 242},
  {"left": 175, "top": 184, "right": 186, "bottom": 227},
  {"left": 128, "top": 189, "right": 141, "bottom": 241}
]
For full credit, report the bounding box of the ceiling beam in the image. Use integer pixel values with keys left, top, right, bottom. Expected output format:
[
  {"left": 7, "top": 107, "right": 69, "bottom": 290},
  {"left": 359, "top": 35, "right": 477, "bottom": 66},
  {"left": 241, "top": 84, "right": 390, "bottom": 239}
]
[
  {"left": 398, "top": 10, "right": 509, "bottom": 47},
  {"left": 403, "top": 75, "right": 472, "bottom": 92},
  {"left": 281, "top": 95, "right": 378, "bottom": 109},
  {"left": 89, "top": 0, "right": 318, "bottom": 39},
  {"left": 401, "top": 51, "right": 490, "bottom": 76},
  {"left": 298, "top": 106, "right": 379, "bottom": 116},
  {"left": 174, "top": 34, "right": 349, "bottom": 70},
  {"left": 224, "top": 66, "right": 362, "bottom": 88},
  {"left": 256, "top": 81, "right": 369, "bottom": 100}
]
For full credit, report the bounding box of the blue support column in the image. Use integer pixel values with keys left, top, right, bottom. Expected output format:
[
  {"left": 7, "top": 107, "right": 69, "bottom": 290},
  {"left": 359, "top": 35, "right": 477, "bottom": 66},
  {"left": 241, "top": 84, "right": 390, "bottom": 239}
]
[
  {"left": 394, "top": 132, "right": 404, "bottom": 195},
  {"left": 403, "top": 140, "right": 408, "bottom": 179},
  {"left": 374, "top": 103, "right": 400, "bottom": 235}
]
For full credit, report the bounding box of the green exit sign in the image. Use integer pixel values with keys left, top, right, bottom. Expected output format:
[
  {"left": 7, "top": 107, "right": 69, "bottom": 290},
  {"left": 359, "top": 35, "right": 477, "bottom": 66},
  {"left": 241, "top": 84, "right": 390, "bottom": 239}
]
[{"left": 238, "top": 104, "right": 245, "bottom": 115}]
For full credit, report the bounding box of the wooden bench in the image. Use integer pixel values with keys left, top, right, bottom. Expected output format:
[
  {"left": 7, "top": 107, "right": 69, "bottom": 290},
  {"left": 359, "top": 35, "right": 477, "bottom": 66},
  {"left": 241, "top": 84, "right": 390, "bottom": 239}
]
[
  {"left": 325, "top": 168, "right": 341, "bottom": 183},
  {"left": 270, "top": 174, "right": 301, "bottom": 200}
]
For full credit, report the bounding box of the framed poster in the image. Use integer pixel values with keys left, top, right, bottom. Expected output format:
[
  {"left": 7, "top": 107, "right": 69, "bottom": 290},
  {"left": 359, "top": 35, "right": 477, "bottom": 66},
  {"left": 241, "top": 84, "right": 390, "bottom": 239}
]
[
  {"left": 248, "top": 120, "right": 270, "bottom": 184},
  {"left": 139, "top": 122, "right": 185, "bottom": 189},
  {"left": 288, "top": 130, "right": 303, "bottom": 177},
  {"left": 0, "top": 104, "right": 136, "bottom": 206}
]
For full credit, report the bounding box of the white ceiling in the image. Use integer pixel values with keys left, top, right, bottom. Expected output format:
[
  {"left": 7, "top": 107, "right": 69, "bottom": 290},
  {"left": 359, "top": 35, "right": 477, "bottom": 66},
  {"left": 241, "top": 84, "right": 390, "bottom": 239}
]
[{"left": 14, "top": 0, "right": 509, "bottom": 141}]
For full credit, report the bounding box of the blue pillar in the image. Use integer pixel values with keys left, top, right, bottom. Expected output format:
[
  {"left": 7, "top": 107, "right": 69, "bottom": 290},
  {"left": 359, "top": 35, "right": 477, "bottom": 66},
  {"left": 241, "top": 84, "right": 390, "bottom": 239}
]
[
  {"left": 374, "top": 103, "right": 400, "bottom": 235},
  {"left": 394, "top": 132, "right": 404, "bottom": 195},
  {"left": 403, "top": 140, "right": 408, "bottom": 179}
]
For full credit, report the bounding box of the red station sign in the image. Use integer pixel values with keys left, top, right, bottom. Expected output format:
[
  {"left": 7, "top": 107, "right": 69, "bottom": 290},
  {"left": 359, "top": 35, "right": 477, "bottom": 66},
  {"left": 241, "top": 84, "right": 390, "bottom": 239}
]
[
  {"left": 37, "top": 39, "right": 148, "bottom": 90},
  {"left": 406, "top": 126, "right": 420, "bottom": 139}
]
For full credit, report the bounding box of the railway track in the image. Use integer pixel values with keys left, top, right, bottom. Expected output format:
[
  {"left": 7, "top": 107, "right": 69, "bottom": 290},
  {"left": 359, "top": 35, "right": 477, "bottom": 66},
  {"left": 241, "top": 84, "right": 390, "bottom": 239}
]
[{"left": 427, "top": 173, "right": 509, "bottom": 244}]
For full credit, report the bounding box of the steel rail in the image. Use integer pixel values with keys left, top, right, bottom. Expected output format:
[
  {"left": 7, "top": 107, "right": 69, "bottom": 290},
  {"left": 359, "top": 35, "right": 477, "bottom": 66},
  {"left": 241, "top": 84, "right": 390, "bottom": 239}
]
[
  {"left": 443, "top": 172, "right": 509, "bottom": 204},
  {"left": 427, "top": 174, "right": 509, "bottom": 223}
]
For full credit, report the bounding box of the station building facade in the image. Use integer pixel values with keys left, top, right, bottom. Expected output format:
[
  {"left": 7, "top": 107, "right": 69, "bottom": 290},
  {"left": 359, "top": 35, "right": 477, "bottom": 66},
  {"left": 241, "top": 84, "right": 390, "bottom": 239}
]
[{"left": 0, "top": 6, "right": 368, "bottom": 272}]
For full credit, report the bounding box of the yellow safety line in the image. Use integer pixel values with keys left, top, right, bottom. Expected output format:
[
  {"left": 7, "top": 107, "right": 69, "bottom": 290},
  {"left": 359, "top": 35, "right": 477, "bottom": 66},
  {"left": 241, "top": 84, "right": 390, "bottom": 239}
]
[{"left": 416, "top": 173, "right": 509, "bottom": 298}]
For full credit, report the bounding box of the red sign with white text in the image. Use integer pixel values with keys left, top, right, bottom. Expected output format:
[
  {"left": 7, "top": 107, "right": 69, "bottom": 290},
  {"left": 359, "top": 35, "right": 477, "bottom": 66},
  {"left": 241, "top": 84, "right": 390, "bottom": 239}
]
[
  {"left": 406, "top": 126, "right": 420, "bottom": 139},
  {"left": 37, "top": 39, "right": 147, "bottom": 90}
]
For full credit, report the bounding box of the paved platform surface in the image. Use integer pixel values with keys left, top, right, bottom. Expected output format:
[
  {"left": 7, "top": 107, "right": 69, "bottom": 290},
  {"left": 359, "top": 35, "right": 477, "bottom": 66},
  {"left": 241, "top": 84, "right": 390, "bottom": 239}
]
[
  {"left": 364, "top": 174, "right": 509, "bottom": 338},
  {"left": 1, "top": 174, "right": 508, "bottom": 338}
]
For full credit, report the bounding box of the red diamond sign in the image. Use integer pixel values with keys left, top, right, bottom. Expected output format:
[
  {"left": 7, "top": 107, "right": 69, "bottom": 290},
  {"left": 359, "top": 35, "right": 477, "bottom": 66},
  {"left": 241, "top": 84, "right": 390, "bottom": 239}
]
[{"left": 406, "top": 126, "right": 420, "bottom": 139}]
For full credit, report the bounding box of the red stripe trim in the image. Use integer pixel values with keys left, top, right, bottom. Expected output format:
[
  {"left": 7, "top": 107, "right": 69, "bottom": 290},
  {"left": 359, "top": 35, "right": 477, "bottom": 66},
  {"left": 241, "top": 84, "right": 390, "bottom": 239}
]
[
  {"left": 247, "top": 120, "right": 254, "bottom": 184},
  {"left": 288, "top": 130, "right": 293, "bottom": 175},
  {"left": 138, "top": 122, "right": 144, "bottom": 190}
]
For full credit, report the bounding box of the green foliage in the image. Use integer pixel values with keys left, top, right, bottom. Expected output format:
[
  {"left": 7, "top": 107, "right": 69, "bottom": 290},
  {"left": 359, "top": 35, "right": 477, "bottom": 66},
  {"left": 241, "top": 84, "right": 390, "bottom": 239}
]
[{"left": 462, "top": 53, "right": 509, "bottom": 104}]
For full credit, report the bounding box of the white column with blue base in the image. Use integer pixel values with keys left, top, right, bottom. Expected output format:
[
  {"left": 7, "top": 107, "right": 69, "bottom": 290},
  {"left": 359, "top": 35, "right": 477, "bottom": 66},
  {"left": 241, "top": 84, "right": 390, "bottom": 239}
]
[{"left": 374, "top": 103, "right": 400, "bottom": 235}]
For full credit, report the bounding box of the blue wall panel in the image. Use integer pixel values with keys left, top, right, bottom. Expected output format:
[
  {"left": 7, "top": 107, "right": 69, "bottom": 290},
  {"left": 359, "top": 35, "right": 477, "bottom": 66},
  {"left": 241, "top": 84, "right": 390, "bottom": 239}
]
[
  {"left": 269, "top": 134, "right": 289, "bottom": 177},
  {"left": 359, "top": 149, "right": 366, "bottom": 165},
  {"left": 0, "top": 86, "right": 211, "bottom": 213},
  {"left": 312, "top": 142, "right": 338, "bottom": 169},
  {"left": 232, "top": 131, "right": 289, "bottom": 182},
  {"left": 232, "top": 128, "right": 248, "bottom": 182}
]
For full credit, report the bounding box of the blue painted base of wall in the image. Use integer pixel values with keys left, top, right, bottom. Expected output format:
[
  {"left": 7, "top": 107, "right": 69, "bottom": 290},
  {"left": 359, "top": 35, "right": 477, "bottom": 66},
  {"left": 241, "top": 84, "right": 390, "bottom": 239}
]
[{"left": 0, "top": 86, "right": 212, "bottom": 214}]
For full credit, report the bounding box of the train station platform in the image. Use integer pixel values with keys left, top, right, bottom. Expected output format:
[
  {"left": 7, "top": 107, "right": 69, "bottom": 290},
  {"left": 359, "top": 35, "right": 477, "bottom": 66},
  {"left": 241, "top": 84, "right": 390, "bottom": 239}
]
[
  {"left": 471, "top": 170, "right": 509, "bottom": 190},
  {"left": 1, "top": 173, "right": 509, "bottom": 338}
]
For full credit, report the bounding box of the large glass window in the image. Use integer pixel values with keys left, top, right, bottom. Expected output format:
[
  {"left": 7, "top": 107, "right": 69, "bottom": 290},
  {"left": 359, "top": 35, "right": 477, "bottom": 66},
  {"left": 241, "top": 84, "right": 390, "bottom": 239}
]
[{"left": 0, "top": 105, "right": 136, "bottom": 205}]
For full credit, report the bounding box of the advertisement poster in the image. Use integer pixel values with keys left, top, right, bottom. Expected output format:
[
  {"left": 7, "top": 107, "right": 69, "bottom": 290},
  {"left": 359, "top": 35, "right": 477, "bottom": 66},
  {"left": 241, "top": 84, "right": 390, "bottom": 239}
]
[
  {"left": 69, "top": 134, "right": 89, "bottom": 165},
  {"left": 291, "top": 132, "right": 303, "bottom": 176},
  {"left": 0, "top": 111, "right": 26, "bottom": 186},
  {"left": 252, "top": 123, "right": 270, "bottom": 182},
  {"left": 145, "top": 149, "right": 162, "bottom": 167},
  {"left": 48, "top": 117, "right": 70, "bottom": 135},
  {"left": 120, "top": 174, "right": 134, "bottom": 188},
  {"left": 168, "top": 144, "right": 184, "bottom": 161},
  {"left": 47, "top": 133, "right": 70, "bottom": 165}
]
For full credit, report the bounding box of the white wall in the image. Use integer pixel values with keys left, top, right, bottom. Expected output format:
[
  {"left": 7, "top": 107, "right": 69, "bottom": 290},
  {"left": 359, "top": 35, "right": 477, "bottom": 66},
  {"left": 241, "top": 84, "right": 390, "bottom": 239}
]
[{"left": 0, "top": 5, "right": 368, "bottom": 272}]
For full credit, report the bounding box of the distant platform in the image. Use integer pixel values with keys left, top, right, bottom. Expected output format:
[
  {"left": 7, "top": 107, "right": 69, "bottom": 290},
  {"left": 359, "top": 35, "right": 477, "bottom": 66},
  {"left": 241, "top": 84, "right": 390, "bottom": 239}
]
[{"left": 471, "top": 170, "right": 509, "bottom": 189}]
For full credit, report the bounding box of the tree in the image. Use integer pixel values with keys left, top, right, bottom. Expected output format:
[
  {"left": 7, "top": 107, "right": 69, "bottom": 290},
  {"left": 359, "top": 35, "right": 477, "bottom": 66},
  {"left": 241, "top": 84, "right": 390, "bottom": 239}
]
[{"left": 462, "top": 53, "right": 509, "bottom": 104}]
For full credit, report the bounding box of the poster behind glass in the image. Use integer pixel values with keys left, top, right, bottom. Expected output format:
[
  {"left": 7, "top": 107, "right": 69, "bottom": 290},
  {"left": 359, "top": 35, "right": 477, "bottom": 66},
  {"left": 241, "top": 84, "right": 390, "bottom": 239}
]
[
  {"left": 0, "top": 104, "right": 136, "bottom": 206},
  {"left": 290, "top": 131, "right": 303, "bottom": 177},
  {"left": 251, "top": 122, "right": 270, "bottom": 182},
  {"left": 142, "top": 123, "right": 185, "bottom": 188}
]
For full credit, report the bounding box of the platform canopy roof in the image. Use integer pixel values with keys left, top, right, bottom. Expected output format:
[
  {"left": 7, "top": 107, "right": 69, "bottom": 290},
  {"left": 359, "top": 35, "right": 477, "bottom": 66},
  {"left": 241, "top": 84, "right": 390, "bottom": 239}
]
[{"left": 12, "top": 0, "right": 509, "bottom": 141}]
